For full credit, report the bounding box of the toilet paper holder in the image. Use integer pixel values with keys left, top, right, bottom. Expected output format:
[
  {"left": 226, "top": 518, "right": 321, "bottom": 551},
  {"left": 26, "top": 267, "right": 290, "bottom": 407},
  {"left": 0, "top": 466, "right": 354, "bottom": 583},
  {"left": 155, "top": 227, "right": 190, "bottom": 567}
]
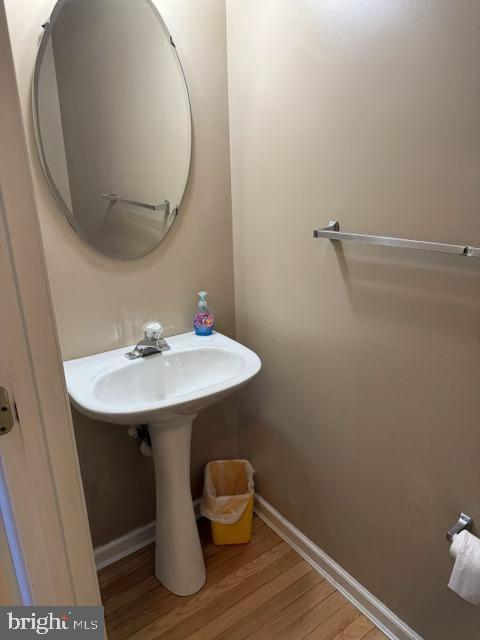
[{"left": 447, "top": 513, "right": 473, "bottom": 541}]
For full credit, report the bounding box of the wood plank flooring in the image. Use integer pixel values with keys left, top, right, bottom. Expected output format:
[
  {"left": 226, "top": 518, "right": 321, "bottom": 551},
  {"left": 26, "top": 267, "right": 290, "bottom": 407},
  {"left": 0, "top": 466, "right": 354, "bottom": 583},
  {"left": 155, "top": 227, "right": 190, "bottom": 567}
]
[{"left": 99, "top": 516, "right": 389, "bottom": 640}]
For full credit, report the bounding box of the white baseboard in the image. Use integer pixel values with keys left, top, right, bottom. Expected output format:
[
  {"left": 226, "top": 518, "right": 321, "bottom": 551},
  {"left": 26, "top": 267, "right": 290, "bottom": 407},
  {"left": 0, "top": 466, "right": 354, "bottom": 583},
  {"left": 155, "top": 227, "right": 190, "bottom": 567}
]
[
  {"left": 94, "top": 498, "right": 201, "bottom": 570},
  {"left": 254, "top": 494, "right": 423, "bottom": 640},
  {"left": 94, "top": 521, "right": 156, "bottom": 571}
]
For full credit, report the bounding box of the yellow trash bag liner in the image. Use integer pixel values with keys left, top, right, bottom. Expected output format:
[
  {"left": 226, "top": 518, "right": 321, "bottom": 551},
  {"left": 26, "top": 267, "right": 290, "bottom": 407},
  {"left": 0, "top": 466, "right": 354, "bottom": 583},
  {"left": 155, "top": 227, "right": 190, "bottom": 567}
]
[{"left": 200, "top": 459, "right": 255, "bottom": 525}]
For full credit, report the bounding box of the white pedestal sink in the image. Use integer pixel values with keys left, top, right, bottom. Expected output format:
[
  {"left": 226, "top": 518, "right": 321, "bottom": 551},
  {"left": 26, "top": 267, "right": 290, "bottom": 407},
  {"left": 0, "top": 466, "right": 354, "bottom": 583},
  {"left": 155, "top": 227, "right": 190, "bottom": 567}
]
[{"left": 64, "top": 332, "right": 261, "bottom": 595}]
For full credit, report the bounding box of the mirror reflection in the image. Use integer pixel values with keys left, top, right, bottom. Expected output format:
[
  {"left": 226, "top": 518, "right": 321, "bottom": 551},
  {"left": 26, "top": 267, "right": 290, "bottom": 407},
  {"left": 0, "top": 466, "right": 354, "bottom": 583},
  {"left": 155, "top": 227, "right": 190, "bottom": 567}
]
[{"left": 34, "top": 0, "right": 191, "bottom": 259}]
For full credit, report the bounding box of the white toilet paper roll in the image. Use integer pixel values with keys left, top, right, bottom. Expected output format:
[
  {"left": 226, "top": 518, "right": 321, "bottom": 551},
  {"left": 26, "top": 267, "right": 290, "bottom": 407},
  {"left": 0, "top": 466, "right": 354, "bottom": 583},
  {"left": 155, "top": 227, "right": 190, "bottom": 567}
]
[{"left": 449, "top": 530, "right": 480, "bottom": 605}]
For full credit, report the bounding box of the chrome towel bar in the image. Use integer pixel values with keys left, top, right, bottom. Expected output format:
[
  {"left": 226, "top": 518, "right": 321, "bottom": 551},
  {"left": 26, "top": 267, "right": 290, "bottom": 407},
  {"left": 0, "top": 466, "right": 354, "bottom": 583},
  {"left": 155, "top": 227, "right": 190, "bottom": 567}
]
[
  {"left": 101, "top": 192, "right": 171, "bottom": 213},
  {"left": 313, "top": 220, "right": 480, "bottom": 259}
]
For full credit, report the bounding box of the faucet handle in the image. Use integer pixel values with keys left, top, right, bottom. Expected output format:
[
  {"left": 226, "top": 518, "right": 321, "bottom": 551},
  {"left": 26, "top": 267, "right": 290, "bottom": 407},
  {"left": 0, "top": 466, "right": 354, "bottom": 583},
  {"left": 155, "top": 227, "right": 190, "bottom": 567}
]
[{"left": 143, "top": 321, "right": 164, "bottom": 341}]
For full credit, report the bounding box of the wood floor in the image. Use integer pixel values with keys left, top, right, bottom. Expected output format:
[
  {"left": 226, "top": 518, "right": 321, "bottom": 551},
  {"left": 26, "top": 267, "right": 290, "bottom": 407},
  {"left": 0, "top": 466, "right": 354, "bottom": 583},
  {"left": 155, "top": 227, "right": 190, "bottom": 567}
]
[{"left": 99, "top": 516, "right": 388, "bottom": 640}]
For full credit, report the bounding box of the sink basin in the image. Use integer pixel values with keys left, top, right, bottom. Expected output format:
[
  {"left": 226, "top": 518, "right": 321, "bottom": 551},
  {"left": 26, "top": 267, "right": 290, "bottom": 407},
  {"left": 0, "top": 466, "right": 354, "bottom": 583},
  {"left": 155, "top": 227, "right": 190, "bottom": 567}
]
[
  {"left": 65, "top": 332, "right": 260, "bottom": 425},
  {"left": 64, "top": 331, "right": 261, "bottom": 596}
]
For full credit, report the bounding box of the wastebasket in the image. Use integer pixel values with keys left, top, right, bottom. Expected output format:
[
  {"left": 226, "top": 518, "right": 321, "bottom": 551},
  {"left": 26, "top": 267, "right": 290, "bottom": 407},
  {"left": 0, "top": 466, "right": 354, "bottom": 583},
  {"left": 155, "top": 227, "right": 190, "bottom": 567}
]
[{"left": 200, "top": 459, "right": 255, "bottom": 545}]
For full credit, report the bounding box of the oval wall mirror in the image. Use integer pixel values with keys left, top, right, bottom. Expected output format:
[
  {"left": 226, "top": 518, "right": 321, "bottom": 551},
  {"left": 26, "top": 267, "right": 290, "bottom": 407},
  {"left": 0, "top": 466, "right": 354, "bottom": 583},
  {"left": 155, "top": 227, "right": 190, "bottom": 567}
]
[{"left": 33, "top": 0, "right": 191, "bottom": 259}]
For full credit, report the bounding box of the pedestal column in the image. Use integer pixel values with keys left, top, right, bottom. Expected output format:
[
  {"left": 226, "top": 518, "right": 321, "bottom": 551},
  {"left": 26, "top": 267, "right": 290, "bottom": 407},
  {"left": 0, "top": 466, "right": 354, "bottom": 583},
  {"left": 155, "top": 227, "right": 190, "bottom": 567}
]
[{"left": 149, "top": 415, "right": 206, "bottom": 596}]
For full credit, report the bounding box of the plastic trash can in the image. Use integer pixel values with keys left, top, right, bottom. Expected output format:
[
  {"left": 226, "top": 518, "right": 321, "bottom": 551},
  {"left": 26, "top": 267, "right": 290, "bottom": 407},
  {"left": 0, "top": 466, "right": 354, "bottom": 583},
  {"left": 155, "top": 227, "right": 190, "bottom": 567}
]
[{"left": 200, "top": 459, "right": 255, "bottom": 545}]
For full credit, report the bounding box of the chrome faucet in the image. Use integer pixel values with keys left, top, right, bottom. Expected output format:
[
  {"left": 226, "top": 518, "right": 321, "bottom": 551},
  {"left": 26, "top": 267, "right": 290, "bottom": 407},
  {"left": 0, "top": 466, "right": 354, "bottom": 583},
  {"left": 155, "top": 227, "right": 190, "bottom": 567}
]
[{"left": 125, "top": 321, "right": 171, "bottom": 359}]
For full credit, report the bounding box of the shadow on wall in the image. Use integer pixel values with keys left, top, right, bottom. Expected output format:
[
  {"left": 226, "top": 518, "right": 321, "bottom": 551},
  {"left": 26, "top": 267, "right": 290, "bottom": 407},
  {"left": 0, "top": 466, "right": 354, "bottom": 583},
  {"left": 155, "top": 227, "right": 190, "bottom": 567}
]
[
  {"left": 73, "top": 394, "right": 239, "bottom": 548},
  {"left": 72, "top": 407, "right": 156, "bottom": 548},
  {"left": 330, "top": 244, "right": 480, "bottom": 323}
]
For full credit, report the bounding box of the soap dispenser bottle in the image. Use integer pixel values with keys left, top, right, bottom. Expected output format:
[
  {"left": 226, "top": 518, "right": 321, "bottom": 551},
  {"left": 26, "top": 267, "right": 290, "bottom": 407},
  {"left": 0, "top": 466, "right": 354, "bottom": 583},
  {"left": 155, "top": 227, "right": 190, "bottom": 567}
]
[{"left": 194, "top": 291, "right": 214, "bottom": 336}]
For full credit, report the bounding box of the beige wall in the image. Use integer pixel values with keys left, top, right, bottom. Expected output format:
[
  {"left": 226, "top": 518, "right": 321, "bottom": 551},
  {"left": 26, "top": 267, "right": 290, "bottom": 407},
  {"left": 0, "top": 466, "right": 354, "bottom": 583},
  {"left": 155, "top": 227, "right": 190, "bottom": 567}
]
[
  {"left": 227, "top": 1, "right": 480, "bottom": 639},
  {"left": 5, "top": 0, "right": 237, "bottom": 546}
]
